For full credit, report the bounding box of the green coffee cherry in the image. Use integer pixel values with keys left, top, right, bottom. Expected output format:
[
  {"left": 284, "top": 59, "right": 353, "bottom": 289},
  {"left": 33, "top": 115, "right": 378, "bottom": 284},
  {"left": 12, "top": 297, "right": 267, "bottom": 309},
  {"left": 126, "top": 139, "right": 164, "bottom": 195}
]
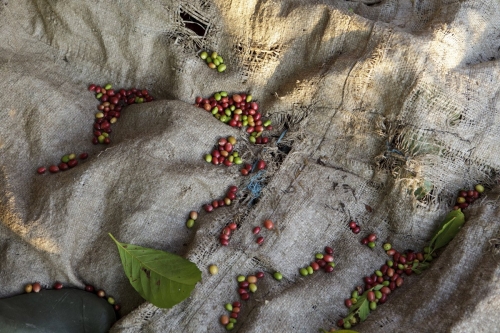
[
  {"left": 224, "top": 303, "right": 233, "bottom": 311},
  {"left": 273, "top": 272, "right": 283, "bottom": 281},
  {"left": 217, "top": 64, "right": 227, "bottom": 72},
  {"left": 200, "top": 51, "right": 208, "bottom": 59},
  {"left": 299, "top": 268, "right": 308, "bottom": 276},
  {"left": 186, "top": 219, "right": 195, "bottom": 228}
]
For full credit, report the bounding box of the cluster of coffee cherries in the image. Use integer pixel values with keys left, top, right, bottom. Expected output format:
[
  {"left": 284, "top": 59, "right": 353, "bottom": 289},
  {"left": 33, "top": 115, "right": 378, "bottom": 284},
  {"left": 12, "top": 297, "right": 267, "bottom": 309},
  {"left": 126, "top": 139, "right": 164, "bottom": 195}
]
[
  {"left": 453, "top": 184, "right": 484, "bottom": 210},
  {"left": 204, "top": 136, "right": 242, "bottom": 167},
  {"left": 37, "top": 152, "right": 88, "bottom": 175},
  {"left": 348, "top": 221, "right": 361, "bottom": 234},
  {"left": 89, "top": 83, "right": 154, "bottom": 145},
  {"left": 219, "top": 271, "right": 265, "bottom": 331},
  {"left": 241, "top": 159, "right": 266, "bottom": 176},
  {"left": 199, "top": 51, "right": 226, "bottom": 73},
  {"left": 299, "top": 246, "right": 336, "bottom": 276},
  {"left": 203, "top": 185, "right": 238, "bottom": 213},
  {"left": 219, "top": 222, "right": 238, "bottom": 246},
  {"left": 251, "top": 219, "right": 274, "bottom": 245},
  {"left": 185, "top": 211, "right": 198, "bottom": 229},
  {"left": 338, "top": 243, "right": 426, "bottom": 329},
  {"left": 361, "top": 233, "right": 377, "bottom": 249},
  {"left": 194, "top": 92, "right": 272, "bottom": 139}
]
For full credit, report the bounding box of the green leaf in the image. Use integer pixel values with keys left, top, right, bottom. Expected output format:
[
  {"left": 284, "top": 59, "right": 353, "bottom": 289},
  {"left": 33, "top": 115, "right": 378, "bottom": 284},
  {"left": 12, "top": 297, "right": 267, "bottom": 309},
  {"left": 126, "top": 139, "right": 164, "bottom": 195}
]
[
  {"left": 357, "top": 300, "right": 370, "bottom": 322},
  {"left": 412, "top": 268, "right": 422, "bottom": 275},
  {"left": 109, "top": 233, "right": 202, "bottom": 308},
  {"left": 346, "top": 291, "right": 371, "bottom": 322},
  {"left": 373, "top": 284, "right": 384, "bottom": 291},
  {"left": 348, "top": 295, "right": 366, "bottom": 313},
  {"left": 429, "top": 210, "right": 465, "bottom": 252}
]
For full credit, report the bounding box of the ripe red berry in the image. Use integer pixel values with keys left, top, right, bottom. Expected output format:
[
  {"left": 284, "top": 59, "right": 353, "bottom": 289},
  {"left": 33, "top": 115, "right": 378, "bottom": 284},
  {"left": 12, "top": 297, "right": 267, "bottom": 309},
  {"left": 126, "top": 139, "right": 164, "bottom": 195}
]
[{"left": 263, "top": 220, "right": 274, "bottom": 230}]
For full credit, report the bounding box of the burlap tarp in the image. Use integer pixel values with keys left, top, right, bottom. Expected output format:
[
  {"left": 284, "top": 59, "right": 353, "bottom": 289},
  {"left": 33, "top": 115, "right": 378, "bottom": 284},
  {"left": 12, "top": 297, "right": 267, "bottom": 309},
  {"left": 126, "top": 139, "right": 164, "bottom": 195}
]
[{"left": 1, "top": 0, "right": 500, "bottom": 332}]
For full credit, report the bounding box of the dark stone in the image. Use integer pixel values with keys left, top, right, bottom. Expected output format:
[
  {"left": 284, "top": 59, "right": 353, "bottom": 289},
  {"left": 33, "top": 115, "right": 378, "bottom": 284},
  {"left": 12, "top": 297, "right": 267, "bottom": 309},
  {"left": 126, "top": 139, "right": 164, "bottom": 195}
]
[{"left": 0, "top": 289, "right": 116, "bottom": 333}]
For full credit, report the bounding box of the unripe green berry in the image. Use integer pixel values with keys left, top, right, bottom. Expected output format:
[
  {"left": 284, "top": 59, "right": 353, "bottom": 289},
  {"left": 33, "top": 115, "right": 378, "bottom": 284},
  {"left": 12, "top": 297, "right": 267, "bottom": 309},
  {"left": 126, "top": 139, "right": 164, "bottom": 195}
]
[{"left": 186, "top": 219, "right": 195, "bottom": 228}]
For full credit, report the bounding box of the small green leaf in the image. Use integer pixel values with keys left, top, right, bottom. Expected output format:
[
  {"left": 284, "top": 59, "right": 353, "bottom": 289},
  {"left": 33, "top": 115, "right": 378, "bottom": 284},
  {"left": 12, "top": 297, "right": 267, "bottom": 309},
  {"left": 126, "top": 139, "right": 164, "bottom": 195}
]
[
  {"left": 373, "top": 284, "right": 384, "bottom": 291},
  {"left": 348, "top": 295, "right": 366, "bottom": 313},
  {"left": 429, "top": 210, "right": 465, "bottom": 252},
  {"left": 345, "top": 291, "right": 371, "bottom": 323},
  {"left": 109, "top": 233, "right": 202, "bottom": 308},
  {"left": 357, "top": 300, "right": 370, "bottom": 322}
]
